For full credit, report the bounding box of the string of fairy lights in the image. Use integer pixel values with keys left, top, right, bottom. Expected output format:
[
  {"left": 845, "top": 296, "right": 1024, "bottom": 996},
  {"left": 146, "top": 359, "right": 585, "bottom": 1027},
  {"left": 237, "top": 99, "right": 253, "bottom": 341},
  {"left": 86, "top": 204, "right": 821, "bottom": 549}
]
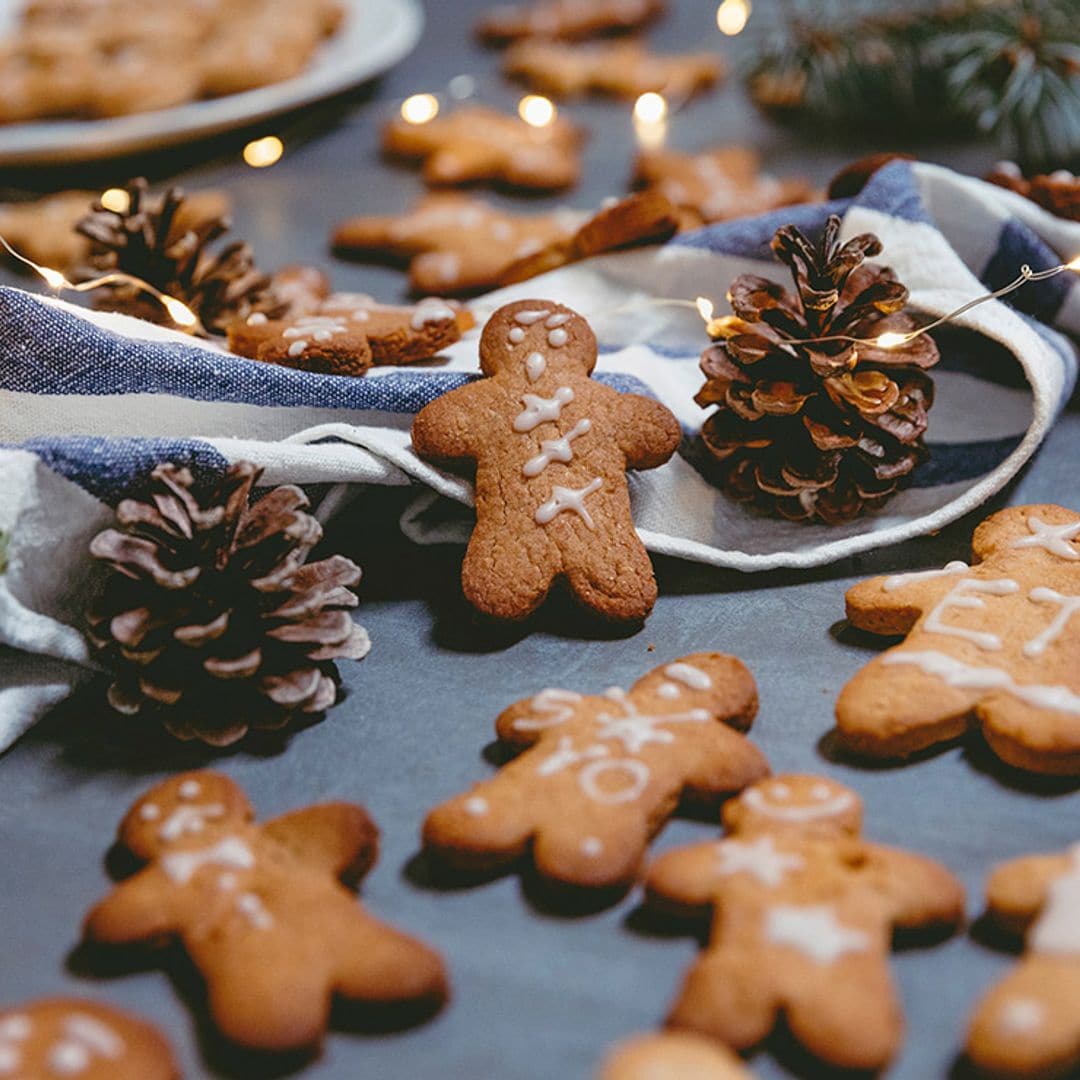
[{"left": 0, "top": 0, "right": 1076, "bottom": 349}]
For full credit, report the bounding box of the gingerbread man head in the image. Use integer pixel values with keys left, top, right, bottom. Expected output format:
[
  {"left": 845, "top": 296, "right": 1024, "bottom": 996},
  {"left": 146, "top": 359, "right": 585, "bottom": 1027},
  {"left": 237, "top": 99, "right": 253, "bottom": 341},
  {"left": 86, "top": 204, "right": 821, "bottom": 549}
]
[
  {"left": 723, "top": 774, "right": 863, "bottom": 839},
  {"left": 120, "top": 772, "right": 253, "bottom": 862},
  {"left": 479, "top": 299, "right": 596, "bottom": 381}
]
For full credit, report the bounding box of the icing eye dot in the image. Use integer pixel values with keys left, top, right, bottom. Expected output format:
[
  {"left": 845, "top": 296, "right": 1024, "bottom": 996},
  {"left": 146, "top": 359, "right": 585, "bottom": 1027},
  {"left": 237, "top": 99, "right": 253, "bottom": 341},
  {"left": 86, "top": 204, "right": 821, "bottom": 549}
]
[
  {"left": 464, "top": 796, "right": 489, "bottom": 817},
  {"left": 769, "top": 783, "right": 791, "bottom": 800},
  {"left": 139, "top": 802, "right": 161, "bottom": 821},
  {"left": 508, "top": 327, "right": 526, "bottom": 344},
  {"left": 548, "top": 327, "right": 568, "bottom": 347},
  {"left": 811, "top": 783, "right": 832, "bottom": 800},
  {"left": 581, "top": 837, "right": 603, "bottom": 857},
  {"left": 178, "top": 780, "right": 201, "bottom": 800}
]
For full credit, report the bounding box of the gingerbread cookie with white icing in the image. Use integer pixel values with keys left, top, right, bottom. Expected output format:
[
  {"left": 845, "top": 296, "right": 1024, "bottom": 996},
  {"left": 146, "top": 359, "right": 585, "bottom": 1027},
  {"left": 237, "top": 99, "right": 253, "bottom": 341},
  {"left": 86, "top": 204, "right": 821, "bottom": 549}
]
[
  {"left": 410, "top": 299, "right": 681, "bottom": 621},
  {"left": 477, "top": 0, "right": 666, "bottom": 44},
  {"left": 965, "top": 843, "right": 1080, "bottom": 1078},
  {"left": 382, "top": 105, "right": 584, "bottom": 192},
  {"left": 503, "top": 39, "right": 723, "bottom": 101},
  {"left": 838, "top": 504, "right": 1080, "bottom": 774},
  {"left": 227, "top": 295, "right": 468, "bottom": 374},
  {"left": 633, "top": 146, "right": 816, "bottom": 228},
  {"left": 84, "top": 772, "right": 448, "bottom": 1052},
  {"left": 599, "top": 1031, "right": 753, "bottom": 1080},
  {"left": 423, "top": 653, "right": 768, "bottom": 890},
  {"left": 645, "top": 774, "right": 964, "bottom": 1072},
  {"left": 0, "top": 998, "right": 177, "bottom": 1079}
]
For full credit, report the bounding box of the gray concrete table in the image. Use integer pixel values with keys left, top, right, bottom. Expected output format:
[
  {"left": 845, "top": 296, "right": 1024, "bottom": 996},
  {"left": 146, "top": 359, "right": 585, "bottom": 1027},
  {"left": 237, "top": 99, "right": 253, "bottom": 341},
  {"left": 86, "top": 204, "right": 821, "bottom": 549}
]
[{"left": 1, "top": 2, "right": 1078, "bottom": 1077}]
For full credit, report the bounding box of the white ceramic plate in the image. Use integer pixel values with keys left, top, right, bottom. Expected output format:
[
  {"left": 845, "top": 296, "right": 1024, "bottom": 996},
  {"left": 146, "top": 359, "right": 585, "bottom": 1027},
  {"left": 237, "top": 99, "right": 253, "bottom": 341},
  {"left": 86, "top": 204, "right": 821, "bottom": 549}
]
[{"left": 0, "top": 0, "right": 423, "bottom": 165}]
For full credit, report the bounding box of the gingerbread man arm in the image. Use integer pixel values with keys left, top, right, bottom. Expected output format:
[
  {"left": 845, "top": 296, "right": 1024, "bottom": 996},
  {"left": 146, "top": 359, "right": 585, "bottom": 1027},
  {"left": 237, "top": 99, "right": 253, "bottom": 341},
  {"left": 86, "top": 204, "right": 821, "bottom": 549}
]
[
  {"left": 84, "top": 868, "right": 180, "bottom": 946},
  {"left": 984, "top": 851, "right": 1073, "bottom": 934},
  {"left": 859, "top": 842, "right": 966, "bottom": 931},
  {"left": 609, "top": 390, "right": 682, "bottom": 470},
  {"left": 845, "top": 571, "right": 964, "bottom": 637},
  {"left": 645, "top": 842, "right": 726, "bottom": 920},
  {"left": 261, "top": 803, "right": 379, "bottom": 887},
  {"left": 411, "top": 381, "right": 498, "bottom": 464},
  {"left": 331, "top": 214, "right": 398, "bottom": 255}
]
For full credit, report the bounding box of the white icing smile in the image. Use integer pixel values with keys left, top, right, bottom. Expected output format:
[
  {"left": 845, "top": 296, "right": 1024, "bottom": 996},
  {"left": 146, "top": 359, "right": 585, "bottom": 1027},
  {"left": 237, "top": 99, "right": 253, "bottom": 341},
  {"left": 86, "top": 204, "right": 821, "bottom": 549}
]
[{"left": 742, "top": 783, "right": 855, "bottom": 823}]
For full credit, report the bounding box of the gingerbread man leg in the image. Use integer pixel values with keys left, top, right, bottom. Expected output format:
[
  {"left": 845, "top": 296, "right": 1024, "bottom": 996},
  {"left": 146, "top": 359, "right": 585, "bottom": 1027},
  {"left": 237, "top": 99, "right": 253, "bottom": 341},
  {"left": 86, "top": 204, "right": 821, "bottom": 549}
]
[
  {"left": 836, "top": 658, "right": 979, "bottom": 758},
  {"left": 977, "top": 697, "right": 1080, "bottom": 775},
  {"left": 461, "top": 524, "right": 555, "bottom": 620},
  {"left": 563, "top": 528, "right": 658, "bottom": 622},
  {"left": 667, "top": 949, "right": 778, "bottom": 1051},
  {"left": 967, "top": 958, "right": 1080, "bottom": 1077}
]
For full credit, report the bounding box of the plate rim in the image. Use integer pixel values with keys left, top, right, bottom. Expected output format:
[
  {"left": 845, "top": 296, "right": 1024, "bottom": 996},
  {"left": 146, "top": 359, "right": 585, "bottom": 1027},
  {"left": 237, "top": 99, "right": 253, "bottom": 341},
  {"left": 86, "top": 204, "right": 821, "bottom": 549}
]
[{"left": 0, "top": 0, "right": 424, "bottom": 166}]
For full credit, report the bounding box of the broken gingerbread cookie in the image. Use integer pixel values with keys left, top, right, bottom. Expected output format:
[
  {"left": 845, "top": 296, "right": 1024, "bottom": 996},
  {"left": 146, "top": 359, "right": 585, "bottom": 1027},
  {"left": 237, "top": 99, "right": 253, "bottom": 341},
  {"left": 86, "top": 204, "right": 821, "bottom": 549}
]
[
  {"left": 633, "top": 146, "right": 816, "bottom": 228},
  {"left": 645, "top": 774, "right": 964, "bottom": 1072},
  {"left": 0, "top": 998, "right": 177, "bottom": 1079},
  {"left": 837, "top": 504, "right": 1080, "bottom": 774},
  {"left": 383, "top": 105, "right": 585, "bottom": 191},
  {"left": 84, "top": 771, "right": 448, "bottom": 1053},
  {"left": 477, "top": 0, "right": 666, "bottom": 44},
  {"left": 411, "top": 299, "right": 681, "bottom": 621},
  {"left": 227, "top": 295, "right": 468, "bottom": 375},
  {"left": 964, "top": 842, "right": 1080, "bottom": 1078},
  {"left": 503, "top": 39, "right": 722, "bottom": 100},
  {"left": 424, "top": 653, "right": 768, "bottom": 890}
]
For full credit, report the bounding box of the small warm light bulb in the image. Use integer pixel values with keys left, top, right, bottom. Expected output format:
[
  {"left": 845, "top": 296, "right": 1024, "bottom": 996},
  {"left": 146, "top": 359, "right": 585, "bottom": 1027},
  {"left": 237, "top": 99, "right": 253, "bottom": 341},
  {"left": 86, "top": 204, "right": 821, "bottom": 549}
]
[
  {"left": 716, "top": 0, "right": 750, "bottom": 35},
  {"left": 400, "top": 93, "right": 439, "bottom": 125},
  {"left": 1068, "top": 254, "right": 1080, "bottom": 271},
  {"left": 243, "top": 136, "right": 284, "bottom": 168},
  {"left": 161, "top": 296, "right": 198, "bottom": 328},
  {"left": 875, "top": 331, "right": 908, "bottom": 349},
  {"left": 100, "top": 187, "right": 130, "bottom": 214},
  {"left": 633, "top": 92, "right": 668, "bottom": 126},
  {"left": 519, "top": 94, "right": 556, "bottom": 128},
  {"left": 37, "top": 265, "right": 67, "bottom": 290},
  {"left": 696, "top": 296, "right": 715, "bottom": 322}
]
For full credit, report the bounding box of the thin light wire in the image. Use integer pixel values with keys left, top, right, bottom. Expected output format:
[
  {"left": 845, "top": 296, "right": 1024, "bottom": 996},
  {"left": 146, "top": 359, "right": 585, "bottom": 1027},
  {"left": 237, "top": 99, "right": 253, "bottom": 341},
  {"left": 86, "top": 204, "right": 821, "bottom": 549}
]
[{"left": 0, "top": 235, "right": 203, "bottom": 332}]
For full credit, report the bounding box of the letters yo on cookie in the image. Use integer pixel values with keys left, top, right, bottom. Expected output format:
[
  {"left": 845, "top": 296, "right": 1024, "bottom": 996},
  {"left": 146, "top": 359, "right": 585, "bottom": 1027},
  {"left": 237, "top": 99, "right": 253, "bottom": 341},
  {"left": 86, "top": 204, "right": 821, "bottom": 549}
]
[
  {"left": 838, "top": 504, "right": 1080, "bottom": 774},
  {"left": 83, "top": 772, "right": 447, "bottom": 1053},
  {"left": 411, "top": 299, "right": 681, "bottom": 622},
  {"left": 423, "top": 653, "right": 768, "bottom": 890}
]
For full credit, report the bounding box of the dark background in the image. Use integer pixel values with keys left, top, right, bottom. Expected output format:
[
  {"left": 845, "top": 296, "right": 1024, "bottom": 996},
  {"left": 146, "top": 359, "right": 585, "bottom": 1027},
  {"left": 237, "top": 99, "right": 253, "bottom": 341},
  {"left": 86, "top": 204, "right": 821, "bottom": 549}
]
[{"left": 1, "top": 2, "right": 1079, "bottom": 1078}]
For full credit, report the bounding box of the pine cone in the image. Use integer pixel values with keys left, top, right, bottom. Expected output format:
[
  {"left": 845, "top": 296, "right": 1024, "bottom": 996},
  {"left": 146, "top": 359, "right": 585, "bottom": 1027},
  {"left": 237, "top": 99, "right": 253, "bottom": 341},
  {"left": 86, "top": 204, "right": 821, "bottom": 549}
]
[
  {"left": 76, "top": 178, "right": 282, "bottom": 335},
  {"left": 696, "top": 215, "right": 939, "bottom": 525},
  {"left": 88, "top": 462, "right": 370, "bottom": 746}
]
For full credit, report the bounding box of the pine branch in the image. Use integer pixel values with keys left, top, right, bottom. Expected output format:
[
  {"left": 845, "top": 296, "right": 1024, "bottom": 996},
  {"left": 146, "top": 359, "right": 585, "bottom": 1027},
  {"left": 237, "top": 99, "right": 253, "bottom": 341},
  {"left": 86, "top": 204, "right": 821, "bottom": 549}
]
[{"left": 746, "top": 0, "right": 1080, "bottom": 170}]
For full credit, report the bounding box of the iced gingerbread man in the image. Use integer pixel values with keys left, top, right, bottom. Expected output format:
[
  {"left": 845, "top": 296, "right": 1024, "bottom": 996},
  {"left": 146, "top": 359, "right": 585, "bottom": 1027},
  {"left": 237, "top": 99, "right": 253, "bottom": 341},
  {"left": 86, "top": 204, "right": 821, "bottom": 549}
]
[
  {"left": 84, "top": 772, "right": 447, "bottom": 1053},
  {"left": 645, "top": 774, "right": 964, "bottom": 1072},
  {"left": 838, "top": 503, "right": 1080, "bottom": 774},
  {"left": 424, "top": 653, "right": 769, "bottom": 890},
  {"left": 411, "top": 298, "right": 681, "bottom": 621},
  {"left": 965, "top": 842, "right": 1080, "bottom": 1078}
]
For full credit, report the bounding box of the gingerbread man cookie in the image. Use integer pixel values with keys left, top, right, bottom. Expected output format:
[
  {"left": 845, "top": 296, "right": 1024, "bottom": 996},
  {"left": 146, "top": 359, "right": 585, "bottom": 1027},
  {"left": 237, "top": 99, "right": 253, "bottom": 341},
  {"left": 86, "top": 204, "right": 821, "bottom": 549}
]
[
  {"left": 838, "top": 504, "right": 1080, "bottom": 774},
  {"left": 645, "top": 775, "right": 965, "bottom": 1072},
  {"left": 411, "top": 299, "right": 681, "bottom": 621},
  {"left": 227, "top": 294, "right": 468, "bottom": 374},
  {"left": 633, "top": 146, "right": 816, "bottom": 228},
  {"left": 0, "top": 998, "right": 177, "bottom": 1079},
  {"left": 965, "top": 843, "right": 1080, "bottom": 1078},
  {"left": 599, "top": 1032, "right": 753, "bottom": 1080},
  {"left": 84, "top": 772, "right": 448, "bottom": 1052},
  {"left": 383, "top": 105, "right": 584, "bottom": 191},
  {"left": 424, "top": 653, "right": 767, "bottom": 890},
  {"left": 333, "top": 193, "right": 588, "bottom": 295},
  {"left": 477, "top": 0, "right": 666, "bottom": 44},
  {"left": 503, "top": 39, "right": 723, "bottom": 100}
]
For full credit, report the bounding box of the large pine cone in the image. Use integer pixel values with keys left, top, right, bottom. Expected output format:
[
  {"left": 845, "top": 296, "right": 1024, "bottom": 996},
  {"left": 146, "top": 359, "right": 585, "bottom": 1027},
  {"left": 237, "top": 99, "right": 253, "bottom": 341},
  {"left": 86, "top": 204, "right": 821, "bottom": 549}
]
[
  {"left": 88, "top": 462, "right": 370, "bottom": 746},
  {"left": 77, "top": 178, "right": 281, "bottom": 335},
  {"left": 696, "top": 215, "right": 939, "bottom": 524}
]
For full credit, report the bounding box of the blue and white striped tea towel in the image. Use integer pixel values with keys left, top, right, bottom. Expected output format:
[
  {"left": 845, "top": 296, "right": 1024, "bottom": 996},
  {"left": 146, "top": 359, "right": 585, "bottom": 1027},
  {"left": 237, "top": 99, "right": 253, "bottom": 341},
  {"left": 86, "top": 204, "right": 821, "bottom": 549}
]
[{"left": 1, "top": 160, "right": 1078, "bottom": 750}]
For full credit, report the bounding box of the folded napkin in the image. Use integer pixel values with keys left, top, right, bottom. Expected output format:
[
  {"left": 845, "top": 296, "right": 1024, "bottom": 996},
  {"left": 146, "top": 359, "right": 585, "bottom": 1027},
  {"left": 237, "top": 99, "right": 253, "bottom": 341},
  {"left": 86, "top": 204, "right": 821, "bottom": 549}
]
[{"left": 1, "top": 160, "right": 1078, "bottom": 751}]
